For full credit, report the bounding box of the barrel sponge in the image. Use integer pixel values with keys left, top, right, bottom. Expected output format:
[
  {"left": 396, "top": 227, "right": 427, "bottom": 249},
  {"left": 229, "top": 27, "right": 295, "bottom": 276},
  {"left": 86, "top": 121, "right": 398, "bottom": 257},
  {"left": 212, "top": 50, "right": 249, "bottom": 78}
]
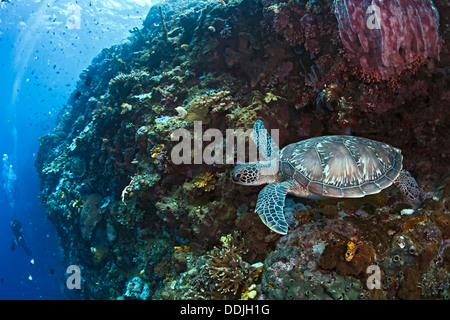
[{"left": 334, "top": 0, "right": 441, "bottom": 80}]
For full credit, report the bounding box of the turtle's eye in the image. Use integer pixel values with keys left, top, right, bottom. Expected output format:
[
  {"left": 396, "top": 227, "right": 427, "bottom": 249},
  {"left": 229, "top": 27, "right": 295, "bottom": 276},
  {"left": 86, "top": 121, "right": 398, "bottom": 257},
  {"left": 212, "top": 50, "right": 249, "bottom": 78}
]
[{"left": 232, "top": 172, "right": 242, "bottom": 181}]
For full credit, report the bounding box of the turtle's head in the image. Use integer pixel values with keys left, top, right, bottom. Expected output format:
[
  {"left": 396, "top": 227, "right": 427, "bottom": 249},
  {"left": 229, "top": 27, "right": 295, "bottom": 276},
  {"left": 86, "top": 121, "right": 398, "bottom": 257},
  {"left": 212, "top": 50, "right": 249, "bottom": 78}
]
[
  {"left": 231, "top": 162, "right": 277, "bottom": 186},
  {"left": 231, "top": 163, "right": 261, "bottom": 185}
]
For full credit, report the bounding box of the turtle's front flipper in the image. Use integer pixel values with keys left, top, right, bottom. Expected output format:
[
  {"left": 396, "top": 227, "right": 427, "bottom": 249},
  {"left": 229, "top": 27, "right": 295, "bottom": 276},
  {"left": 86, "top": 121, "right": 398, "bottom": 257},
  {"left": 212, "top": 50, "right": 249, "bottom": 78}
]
[
  {"left": 252, "top": 120, "right": 279, "bottom": 160},
  {"left": 255, "top": 180, "right": 292, "bottom": 235},
  {"left": 394, "top": 169, "right": 420, "bottom": 206}
]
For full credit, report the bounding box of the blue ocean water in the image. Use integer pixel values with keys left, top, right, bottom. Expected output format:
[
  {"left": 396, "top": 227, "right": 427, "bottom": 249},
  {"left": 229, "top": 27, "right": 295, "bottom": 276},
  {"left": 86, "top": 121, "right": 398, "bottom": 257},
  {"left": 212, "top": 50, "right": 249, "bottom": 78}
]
[{"left": 0, "top": 0, "right": 158, "bottom": 299}]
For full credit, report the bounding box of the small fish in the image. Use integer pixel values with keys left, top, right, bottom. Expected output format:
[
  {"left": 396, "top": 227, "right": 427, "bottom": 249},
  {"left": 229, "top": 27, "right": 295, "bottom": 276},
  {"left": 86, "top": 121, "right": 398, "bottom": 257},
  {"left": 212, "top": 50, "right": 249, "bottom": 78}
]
[
  {"left": 345, "top": 241, "right": 357, "bottom": 262},
  {"left": 174, "top": 245, "right": 189, "bottom": 252}
]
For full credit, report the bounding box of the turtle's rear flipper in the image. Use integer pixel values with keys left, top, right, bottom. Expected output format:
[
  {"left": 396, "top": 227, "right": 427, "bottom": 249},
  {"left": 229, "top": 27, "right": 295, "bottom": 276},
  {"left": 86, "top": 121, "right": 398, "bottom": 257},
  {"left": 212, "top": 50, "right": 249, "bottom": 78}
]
[
  {"left": 255, "top": 181, "right": 292, "bottom": 235},
  {"left": 394, "top": 169, "right": 420, "bottom": 207}
]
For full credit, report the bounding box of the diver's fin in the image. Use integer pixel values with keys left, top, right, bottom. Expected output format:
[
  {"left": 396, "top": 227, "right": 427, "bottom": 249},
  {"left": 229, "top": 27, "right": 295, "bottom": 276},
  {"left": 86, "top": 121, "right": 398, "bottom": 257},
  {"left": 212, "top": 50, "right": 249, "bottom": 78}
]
[
  {"left": 23, "top": 246, "right": 32, "bottom": 256},
  {"left": 10, "top": 239, "right": 16, "bottom": 251}
]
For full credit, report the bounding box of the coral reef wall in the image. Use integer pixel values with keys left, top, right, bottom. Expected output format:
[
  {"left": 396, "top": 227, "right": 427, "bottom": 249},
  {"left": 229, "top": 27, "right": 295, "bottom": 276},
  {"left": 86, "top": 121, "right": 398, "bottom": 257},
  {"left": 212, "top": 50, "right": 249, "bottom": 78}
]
[{"left": 35, "top": 0, "right": 449, "bottom": 300}]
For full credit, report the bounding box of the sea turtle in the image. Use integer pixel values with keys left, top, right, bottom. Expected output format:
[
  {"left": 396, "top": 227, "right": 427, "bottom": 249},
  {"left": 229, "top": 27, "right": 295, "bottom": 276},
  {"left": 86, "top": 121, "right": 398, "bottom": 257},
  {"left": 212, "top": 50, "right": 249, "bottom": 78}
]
[{"left": 231, "top": 120, "right": 420, "bottom": 235}]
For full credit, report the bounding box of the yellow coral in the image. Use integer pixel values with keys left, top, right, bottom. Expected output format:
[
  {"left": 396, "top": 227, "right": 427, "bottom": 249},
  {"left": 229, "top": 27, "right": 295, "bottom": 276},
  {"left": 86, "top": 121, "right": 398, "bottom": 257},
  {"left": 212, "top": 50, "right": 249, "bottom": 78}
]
[
  {"left": 220, "top": 233, "right": 231, "bottom": 248},
  {"left": 192, "top": 172, "right": 215, "bottom": 192},
  {"left": 337, "top": 96, "right": 354, "bottom": 126},
  {"left": 185, "top": 90, "right": 239, "bottom": 123},
  {"left": 120, "top": 103, "right": 132, "bottom": 115},
  {"left": 264, "top": 92, "right": 279, "bottom": 103},
  {"left": 321, "top": 83, "right": 339, "bottom": 102},
  {"left": 241, "top": 283, "right": 257, "bottom": 300},
  {"left": 151, "top": 144, "right": 166, "bottom": 164}
]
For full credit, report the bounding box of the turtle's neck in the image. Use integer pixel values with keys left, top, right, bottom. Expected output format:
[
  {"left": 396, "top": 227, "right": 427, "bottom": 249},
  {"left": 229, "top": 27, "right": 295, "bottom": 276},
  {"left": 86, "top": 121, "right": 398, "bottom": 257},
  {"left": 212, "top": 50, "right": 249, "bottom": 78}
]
[{"left": 257, "top": 159, "right": 281, "bottom": 184}]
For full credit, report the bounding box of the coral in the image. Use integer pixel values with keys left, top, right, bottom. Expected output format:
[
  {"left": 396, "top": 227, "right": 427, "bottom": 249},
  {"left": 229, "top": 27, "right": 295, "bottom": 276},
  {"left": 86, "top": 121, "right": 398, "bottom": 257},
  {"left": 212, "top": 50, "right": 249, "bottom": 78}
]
[
  {"left": 336, "top": 96, "right": 355, "bottom": 127},
  {"left": 225, "top": 90, "right": 289, "bottom": 134},
  {"left": 334, "top": 0, "right": 441, "bottom": 80},
  {"left": 420, "top": 266, "right": 450, "bottom": 298},
  {"left": 70, "top": 157, "right": 86, "bottom": 178},
  {"left": 120, "top": 103, "right": 132, "bottom": 115},
  {"left": 108, "top": 70, "right": 150, "bottom": 95},
  {"left": 262, "top": 250, "right": 366, "bottom": 300},
  {"left": 380, "top": 234, "right": 418, "bottom": 276},
  {"left": 121, "top": 175, "right": 137, "bottom": 205},
  {"left": 433, "top": 209, "right": 450, "bottom": 239},
  {"left": 224, "top": 31, "right": 286, "bottom": 87},
  {"left": 191, "top": 172, "right": 215, "bottom": 192},
  {"left": 185, "top": 90, "right": 238, "bottom": 123},
  {"left": 264, "top": 92, "right": 280, "bottom": 104},
  {"left": 158, "top": 6, "right": 169, "bottom": 43},
  {"left": 241, "top": 283, "right": 258, "bottom": 300},
  {"left": 320, "top": 240, "right": 375, "bottom": 277},
  {"left": 151, "top": 144, "right": 166, "bottom": 165},
  {"left": 106, "top": 221, "right": 117, "bottom": 243},
  {"left": 206, "top": 232, "right": 263, "bottom": 299},
  {"left": 174, "top": 106, "right": 188, "bottom": 119},
  {"left": 262, "top": 0, "right": 329, "bottom": 52},
  {"left": 90, "top": 246, "right": 108, "bottom": 264},
  {"left": 80, "top": 193, "right": 103, "bottom": 239},
  {"left": 259, "top": 219, "right": 368, "bottom": 300},
  {"left": 123, "top": 276, "right": 151, "bottom": 300},
  {"left": 135, "top": 125, "right": 151, "bottom": 151},
  {"left": 275, "top": 61, "right": 294, "bottom": 82},
  {"left": 321, "top": 83, "right": 339, "bottom": 103}
]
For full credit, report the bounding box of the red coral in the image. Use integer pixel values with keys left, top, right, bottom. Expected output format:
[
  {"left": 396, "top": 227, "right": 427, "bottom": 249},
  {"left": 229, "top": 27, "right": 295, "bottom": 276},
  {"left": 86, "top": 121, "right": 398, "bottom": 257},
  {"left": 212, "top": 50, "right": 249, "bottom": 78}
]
[
  {"left": 276, "top": 61, "right": 294, "bottom": 82},
  {"left": 263, "top": 2, "right": 326, "bottom": 53},
  {"left": 274, "top": 12, "right": 288, "bottom": 32},
  {"left": 334, "top": 0, "right": 441, "bottom": 80}
]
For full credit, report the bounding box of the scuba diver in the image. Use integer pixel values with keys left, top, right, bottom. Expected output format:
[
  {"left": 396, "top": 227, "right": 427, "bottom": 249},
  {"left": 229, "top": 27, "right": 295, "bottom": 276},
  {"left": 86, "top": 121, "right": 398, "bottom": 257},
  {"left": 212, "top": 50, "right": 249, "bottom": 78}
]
[{"left": 10, "top": 218, "right": 32, "bottom": 256}]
